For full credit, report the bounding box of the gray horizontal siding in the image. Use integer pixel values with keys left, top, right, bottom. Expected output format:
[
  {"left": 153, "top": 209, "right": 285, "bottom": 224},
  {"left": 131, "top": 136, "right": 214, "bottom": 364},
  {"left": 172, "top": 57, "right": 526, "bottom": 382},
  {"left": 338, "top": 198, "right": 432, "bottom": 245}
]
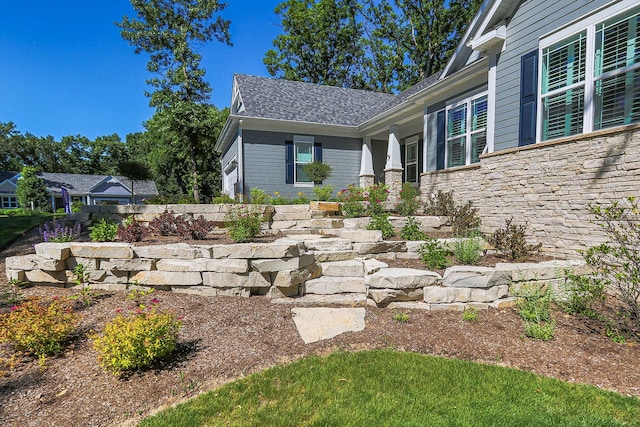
[
  {"left": 242, "top": 130, "right": 362, "bottom": 199},
  {"left": 222, "top": 134, "right": 238, "bottom": 167},
  {"left": 494, "top": 0, "right": 611, "bottom": 151}
]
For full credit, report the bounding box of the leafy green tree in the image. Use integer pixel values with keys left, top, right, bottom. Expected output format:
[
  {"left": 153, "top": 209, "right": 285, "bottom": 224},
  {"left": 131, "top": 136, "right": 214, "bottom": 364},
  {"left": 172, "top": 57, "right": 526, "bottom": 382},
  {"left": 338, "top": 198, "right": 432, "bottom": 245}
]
[
  {"left": 117, "top": 160, "right": 152, "bottom": 203},
  {"left": 118, "top": 0, "right": 231, "bottom": 203},
  {"left": 264, "top": 0, "right": 366, "bottom": 88},
  {"left": 15, "top": 166, "right": 50, "bottom": 211}
]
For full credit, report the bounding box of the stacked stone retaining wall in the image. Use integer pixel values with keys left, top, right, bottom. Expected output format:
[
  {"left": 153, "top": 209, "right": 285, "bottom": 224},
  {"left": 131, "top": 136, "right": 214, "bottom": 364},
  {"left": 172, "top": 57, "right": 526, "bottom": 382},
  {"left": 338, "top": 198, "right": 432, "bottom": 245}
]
[
  {"left": 421, "top": 124, "right": 640, "bottom": 259},
  {"left": 6, "top": 235, "right": 585, "bottom": 310}
]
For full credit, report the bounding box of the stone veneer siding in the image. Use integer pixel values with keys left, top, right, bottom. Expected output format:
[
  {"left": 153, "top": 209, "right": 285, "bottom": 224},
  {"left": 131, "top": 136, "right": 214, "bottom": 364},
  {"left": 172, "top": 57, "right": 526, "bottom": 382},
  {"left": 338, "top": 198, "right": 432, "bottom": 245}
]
[{"left": 420, "top": 124, "right": 640, "bottom": 259}]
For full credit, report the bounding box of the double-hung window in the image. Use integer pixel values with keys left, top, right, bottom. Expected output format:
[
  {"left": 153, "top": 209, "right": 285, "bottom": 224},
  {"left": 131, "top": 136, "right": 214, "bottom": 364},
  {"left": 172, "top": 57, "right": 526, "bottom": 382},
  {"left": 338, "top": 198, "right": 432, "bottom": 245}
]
[
  {"left": 295, "top": 138, "right": 313, "bottom": 183},
  {"left": 404, "top": 136, "right": 419, "bottom": 183},
  {"left": 1, "top": 196, "right": 17, "bottom": 209},
  {"left": 540, "top": 3, "right": 640, "bottom": 141},
  {"left": 446, "top": 93, "right": 488, "bottom": 168}
]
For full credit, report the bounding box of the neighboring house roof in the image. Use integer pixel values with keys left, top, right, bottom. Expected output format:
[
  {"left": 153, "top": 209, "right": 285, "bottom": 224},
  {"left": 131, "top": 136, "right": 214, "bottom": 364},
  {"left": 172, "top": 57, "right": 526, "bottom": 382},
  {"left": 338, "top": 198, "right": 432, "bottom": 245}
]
[
  {"left": 0, "top": 171, "right": 18, "bottom": 183},
  {"left": 38, "top": 172, "right": 158, "bottom": 196},
  {"left": 234, "top": 74, "right": 396, "bottom": 126}
]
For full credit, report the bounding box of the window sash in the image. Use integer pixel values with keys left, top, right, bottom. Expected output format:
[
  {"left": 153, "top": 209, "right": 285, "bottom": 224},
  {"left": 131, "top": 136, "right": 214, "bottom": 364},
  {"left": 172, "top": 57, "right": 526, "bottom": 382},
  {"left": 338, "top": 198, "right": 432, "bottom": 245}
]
[
  {"left": 405, "top": 139, "right": 418, "bottom": 183},
  {"left": 294, "top": 140, "right": 313, "bottom": 183},
  {"left": 445, "top": 94, "right": 487, "bottom": 168}
]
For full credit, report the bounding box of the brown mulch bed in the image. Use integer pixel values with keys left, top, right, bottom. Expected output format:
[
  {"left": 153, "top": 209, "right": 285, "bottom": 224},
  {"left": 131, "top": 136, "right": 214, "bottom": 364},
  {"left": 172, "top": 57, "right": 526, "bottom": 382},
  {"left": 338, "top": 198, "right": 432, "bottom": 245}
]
[{"left": 1, "top": 230, "right": 640, "bottom": 427}]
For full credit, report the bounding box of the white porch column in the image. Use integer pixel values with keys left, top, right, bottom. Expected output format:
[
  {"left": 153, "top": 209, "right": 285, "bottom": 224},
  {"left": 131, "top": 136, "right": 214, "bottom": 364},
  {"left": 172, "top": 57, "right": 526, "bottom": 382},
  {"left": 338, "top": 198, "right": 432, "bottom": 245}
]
[
  {"left": 486, "top": 52, "right": 498, "bottom": 154},
  {"left": 359, "top": 137, "right": 374, "bottom": 188},
  {"left": 384, "top": 125, "right": 403, "bottom": 209},
  {"left": 385, "top": 125, "right": 402, "bottom": 170}
]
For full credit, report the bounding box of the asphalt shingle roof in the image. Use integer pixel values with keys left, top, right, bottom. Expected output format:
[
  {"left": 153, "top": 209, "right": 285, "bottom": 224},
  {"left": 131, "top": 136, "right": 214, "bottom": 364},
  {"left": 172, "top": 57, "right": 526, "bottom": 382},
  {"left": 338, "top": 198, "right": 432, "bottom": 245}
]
[
  {"left": 235, "top": 74, "right": 396, "bottom": 126},
  {"left": 38, "top": 173, "right": 158, "bottom": 195}
]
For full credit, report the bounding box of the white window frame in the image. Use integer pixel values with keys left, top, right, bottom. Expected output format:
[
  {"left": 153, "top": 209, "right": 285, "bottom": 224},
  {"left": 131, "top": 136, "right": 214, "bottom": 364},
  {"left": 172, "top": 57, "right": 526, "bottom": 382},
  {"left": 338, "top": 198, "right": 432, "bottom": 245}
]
[
  {"left": 538, "top": 0, "right": 640, "bottom": 142},
  {"left": 1, "top": 195, "right": 18, "bottom": 209},
  {"left": 294, "top": 135, "right": 314, "bottom": 187},
  {"left": 445, "top": 91, "right": 488, "bottom": 168},
  {"left": 404, "top": 135, "right": 419, "bottom": 183}
]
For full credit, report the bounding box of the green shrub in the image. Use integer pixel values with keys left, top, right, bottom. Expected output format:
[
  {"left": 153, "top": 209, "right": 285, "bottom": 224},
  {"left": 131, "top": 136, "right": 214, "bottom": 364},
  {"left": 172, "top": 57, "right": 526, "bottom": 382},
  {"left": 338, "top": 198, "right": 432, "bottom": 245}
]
[
  {"left": 392, "top": 312, "right": 409, "bottom": 323},
  {"left": 225, "top": 205, "right": 263, "bottom": 243},
  {"left": 451, "top": 201, "right": 481, "bottom": 237},
  {"left": 71, "top": 200, "right": 84, "bottom": 213},
  {"left": 16, "top": 166, "right": 50, "bottom": 211},
  {"left": 0, "top": 297, "right": 80, "bottom": 366},
  {"left": 367, "top": 213, "right": 394, "bottom": 239},
  {"left": 212, "top": 194, "right": 236, "bottom": 204},
  {"left": 249, "top": 187, "right": 271, "bottom": 205},
  {"left": 292, "top": 192, "right": 310, "bottom": 205},
  {"left": 462, "top": 307, "right": 478, "bottom": 322},
  {"left": 488, "top": 217, "right": 541, "bottom": 260},
  {"left": 301, "top": 162, "right": 332, "bottom": 185},
  {"left": 271, "top": 192, "right": 291, "bottom": 205},
  {"left": 312, "top": 184, "right": 335, "bottom": 201},
  {"left": 395, "top": 183, "right": 421, "bottom": 216},
  {"left": 561, "top": 270, "right": 606, "bottom": 317},
  {"left": 419, "top": 238, "right": 449, "bottom": 270},
  {"left": 338, "top": 185, "right": 366, "bottom": 218},
  {"left": 452, "top": 237, "right": 483, "bottom": 265},
  {"left": 584, "top": 197, "right": 640, "bottom": 330},
  {"left": 93, "top": 308, "right": 182, "bottom": 375},
  {"left": 89, "top": 218, "right": 119, "bottom": 242},
  {"left": 514, "top": 284, "right": 555, "bottom": 341},
  {"left": 400, "top": 217, "right": 426, "bottom": 241},
  {"left": 365, "top": 184, "right": 389, "bottom": 216}
]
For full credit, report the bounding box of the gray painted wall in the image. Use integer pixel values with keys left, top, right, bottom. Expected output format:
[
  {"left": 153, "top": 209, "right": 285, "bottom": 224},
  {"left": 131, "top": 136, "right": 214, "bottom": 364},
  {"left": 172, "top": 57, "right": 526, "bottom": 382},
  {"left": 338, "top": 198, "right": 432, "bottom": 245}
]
[
  {"left": 242, "top": 129, "right": 362, "bottom": 199},
  {"left": 222, "top": 134, "right": 238, "bottom": 167},
  {"left": 493, "top": 0, "right": 611, "bottom": 151}
]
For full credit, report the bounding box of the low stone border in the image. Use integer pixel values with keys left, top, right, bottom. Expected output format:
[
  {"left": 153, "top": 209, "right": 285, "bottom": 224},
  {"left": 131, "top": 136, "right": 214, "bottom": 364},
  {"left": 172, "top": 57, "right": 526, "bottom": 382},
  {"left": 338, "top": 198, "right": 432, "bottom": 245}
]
[{"left": 5, "top": 234, "right": 587, "bottom": 311}]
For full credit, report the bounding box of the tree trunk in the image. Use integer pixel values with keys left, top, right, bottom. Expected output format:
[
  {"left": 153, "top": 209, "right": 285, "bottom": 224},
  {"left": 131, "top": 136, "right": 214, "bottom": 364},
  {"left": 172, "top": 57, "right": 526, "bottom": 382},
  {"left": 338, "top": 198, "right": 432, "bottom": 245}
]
[{"left": 189, "top": 136, "right": 200, "bottom": 203}]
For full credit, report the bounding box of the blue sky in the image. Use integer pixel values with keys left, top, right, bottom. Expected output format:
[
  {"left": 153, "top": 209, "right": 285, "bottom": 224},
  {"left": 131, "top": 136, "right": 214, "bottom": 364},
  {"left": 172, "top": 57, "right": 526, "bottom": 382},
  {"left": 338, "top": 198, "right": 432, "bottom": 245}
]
[{"left": 0, "top": 1, "right": 281, "bottom": 140}]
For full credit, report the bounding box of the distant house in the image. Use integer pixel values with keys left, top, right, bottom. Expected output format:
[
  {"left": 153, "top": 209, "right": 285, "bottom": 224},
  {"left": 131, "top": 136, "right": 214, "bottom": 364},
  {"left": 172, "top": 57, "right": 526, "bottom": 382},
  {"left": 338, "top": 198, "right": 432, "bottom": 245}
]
[
  {"left": 0, "top": 171, "right": 159, "bottom": 210},
  {"left": 216, "top": 0, "right": 640, "bottom": 202}
]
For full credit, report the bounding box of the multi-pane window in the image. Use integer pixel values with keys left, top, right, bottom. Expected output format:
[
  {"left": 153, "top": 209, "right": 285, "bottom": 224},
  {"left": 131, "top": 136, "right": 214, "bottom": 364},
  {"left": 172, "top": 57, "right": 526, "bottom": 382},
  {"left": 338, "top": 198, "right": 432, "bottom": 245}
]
[
  {"left": 294, "top": 137, "right": 313, "bottom": 183},
  {"left": 1, "top": 196, "right": 18, "bottom": 208},
  {"left": 405, "top": 137, "right": 418, "bottom": 183},
  {"left": 446, "top": 94, "right": 488, "bottom": 168},
  {"left": 541, "top": 5, "right": 640, "bottom": 141}
]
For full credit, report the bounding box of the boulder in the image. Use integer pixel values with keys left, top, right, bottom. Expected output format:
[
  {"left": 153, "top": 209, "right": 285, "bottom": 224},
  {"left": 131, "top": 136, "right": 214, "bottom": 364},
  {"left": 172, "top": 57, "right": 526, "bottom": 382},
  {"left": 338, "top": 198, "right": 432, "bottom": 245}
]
[
  {"left": 270, "top": 263, "right": 322, "bottom": 288},
  {"left": 69, "top": 243, "right": 133, "bottom": 259},
  {"left": 320, "top": 259, "right": 364, "bottom": 277},
  {"left": 305, "top": 276, "right": 366, "bottom": 294},
  {"left": 130, "top": 271, "right": 202, "bottom": 286},
  {"left": 202, "top": 271, "right": 271, "bottom": 288},
  {"left": 365, "top": 268, "right": 440, "bottom": 289},
  {"left": 368, "top": 288, "right": 423, "bottom": 305},
  {"left": 34, "top": 243, "right": 71, "bottom": 260},
  {"left": 442, "top": 266, "right": 512, "bottom": 289}
]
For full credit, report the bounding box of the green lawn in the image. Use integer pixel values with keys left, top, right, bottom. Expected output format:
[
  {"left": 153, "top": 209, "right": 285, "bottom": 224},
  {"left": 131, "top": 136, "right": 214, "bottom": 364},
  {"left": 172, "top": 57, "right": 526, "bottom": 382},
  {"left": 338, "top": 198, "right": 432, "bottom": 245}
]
[
  {"left": 139, "top": 350, "right": 640, "bottom": 427},
  {"left": 0, "top": 214, "right": 49, "bottom": 251}
]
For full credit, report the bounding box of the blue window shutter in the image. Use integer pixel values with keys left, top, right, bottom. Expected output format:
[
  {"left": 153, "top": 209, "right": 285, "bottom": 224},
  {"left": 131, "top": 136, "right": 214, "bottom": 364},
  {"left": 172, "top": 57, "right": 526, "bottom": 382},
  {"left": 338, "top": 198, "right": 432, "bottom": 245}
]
[
  {"left": 285, "top": 140, "right": 294, "bottom": 184},
  {"left": 436, "top": 110, "right": 446, "bottom": 170},
  {"left": 519, "top": 50, "right": 538, "bottom": 146},
  {"left": 313, "top": 142, "right": 322, "bottom": 162}
]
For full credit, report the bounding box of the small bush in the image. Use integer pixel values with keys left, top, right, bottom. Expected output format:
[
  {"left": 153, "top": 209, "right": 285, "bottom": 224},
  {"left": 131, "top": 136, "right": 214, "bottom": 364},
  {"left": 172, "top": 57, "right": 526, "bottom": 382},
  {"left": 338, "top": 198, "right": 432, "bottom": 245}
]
[
  {"left": 93, "top": 308, "right": 182, "bottom": 376},
  {"left": 488, "top": 217, "right": 541, "bottom": 260},
  {"left": 423, "top": 190, "right": 456, "bottom": 216},
  {"left": 419, "top": 238, "right": 449, "bottom": 270},
  {"left": 89, "top": 218, "right": 119, "bottom": 242},
  {"left": 271, "top": 192, "right": 291, "bottom": 205},
  {"left": 148, "top": 211, "right": 189, "bottom": 237},
  {"left": 186, "top": 215, "right": 215, "bottom": 240},
  {"left": 392, "top": 312, "right": 409, "bottom": 323},
  {"left": 249, "top": 187, "right": 271, "bottom": 205},
  {"left": 365, "top": 184, "right": 389, "bottom": 216},
  {"left": 367, "top": 213, "right": 394, "bottom": 239},
  {"left": 462, "top": 307, "right": 478, "bottom": 322},
  {"left": 71, "top": 200, "right": 84, "bottom": 213},
  {"left": 212, "top": 194, "right": 236, "bottom": 204},
  {"left": 39, "top": 220, "right": 82, "bottom": 243},
  {"left": 117, "top": 220, "right": 150, "bottom": 243},
  {"left": 452, "top": 237, "right": 483, "bottom": 265},
  {"left": 301, "top": 162, "right": 332, "bottom": 185},
  {"left": 451, "top": 201, "right": 481, "bottom": 237},
  {"left": 561, "top": 271, "right": 606, "bottom": 317},
  {"left": 514, "top": 284, "right": 555, "bottom": 341},
  {"left": 338, "top": 185, "right": 366, "bottom": 218},
  {"left": 292, "top": 192, "right": 310, "bottom": 205},
  {"left": 225, "top": 205, "right": 263, "bottom": 243},
  {"left": 0, "top": 297, "right": 80, "bottom": 365},
  {"left": 1, "top": 279, "right": 28, "bottom": 306},
  {"left": 312, "top": 184, "right": 335, "bottom": 201},
  {"left": 400, "top": 217, "right": 426, "bottom": 241},
  {"left": 396, "top": 183, "right": 421, "bottom": 216}
]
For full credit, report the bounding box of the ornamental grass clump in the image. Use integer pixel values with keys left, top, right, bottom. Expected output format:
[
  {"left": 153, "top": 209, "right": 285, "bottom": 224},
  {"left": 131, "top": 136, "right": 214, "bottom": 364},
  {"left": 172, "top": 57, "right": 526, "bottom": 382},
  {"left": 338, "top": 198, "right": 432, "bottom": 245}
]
[
  {"left": 92, "top": 295, "right": 182, "bottom": 376},
  {"left": 0, "top": 296, "right": 80, "bottom": 367}
]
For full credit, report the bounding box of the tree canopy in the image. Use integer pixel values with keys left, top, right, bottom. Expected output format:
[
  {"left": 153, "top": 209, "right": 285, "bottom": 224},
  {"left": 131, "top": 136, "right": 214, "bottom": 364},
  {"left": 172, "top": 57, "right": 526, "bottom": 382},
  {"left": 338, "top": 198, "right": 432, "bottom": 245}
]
[
  {"left": 118, "top": 0, "right": 231, "bottom": 203},
  {"left": 15, "top": 166, "right": 50, "bottom": 211},
  {"left": 265, "top": 0, "right": 483, "bottom": 93}
]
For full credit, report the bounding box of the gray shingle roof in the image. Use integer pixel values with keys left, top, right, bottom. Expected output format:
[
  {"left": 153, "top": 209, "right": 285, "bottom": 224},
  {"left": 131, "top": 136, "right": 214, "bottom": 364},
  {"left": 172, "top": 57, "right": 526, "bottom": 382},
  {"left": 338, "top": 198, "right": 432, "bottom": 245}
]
[
  {"left": 0, "top": 171, "right": 18, "bottom": 183},
  {"left": 371, "top": 72, "right": 442, "bottom": 117},
  {"left": 39, "top": 173, "right": 158, "bottom": 196},
  {"left": 235, "top": 74, "right": 396, "bottom": 126}
]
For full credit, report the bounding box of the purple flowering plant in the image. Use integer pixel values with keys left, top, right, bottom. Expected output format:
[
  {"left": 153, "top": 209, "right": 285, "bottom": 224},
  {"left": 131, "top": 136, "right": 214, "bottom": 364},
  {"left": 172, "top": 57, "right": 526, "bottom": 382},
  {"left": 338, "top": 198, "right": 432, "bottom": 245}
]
[{"left": 39, "top": 220, "right": 82, "bottom": 243}]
